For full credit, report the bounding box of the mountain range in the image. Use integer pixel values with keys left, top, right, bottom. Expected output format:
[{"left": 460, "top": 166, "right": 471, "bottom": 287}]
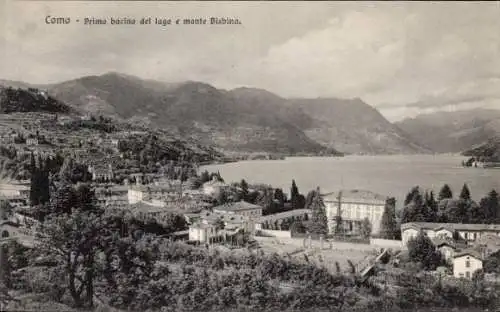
[
  {"left": 3, "top": 72, "right": 497, "bottom": 156},
  {"left": 395, "top": 109, "right": 500, "bottom": 154}
]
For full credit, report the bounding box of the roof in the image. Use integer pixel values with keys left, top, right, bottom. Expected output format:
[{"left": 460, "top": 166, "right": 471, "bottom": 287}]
[
  {"left": 213, "top": 200, "right": 262, "bottom": 212},
  {"left": 258, "top": 209, "right": 312, "bottom": 222},
  {"left": 203, "top": 180, "right": 229, "bottom": 188},
  {"left": 0, "top": 183, "right": 30, "bottom": 191},
  {"left": 401, "top": 222, "right": 500, "bottom": 232},
  {"left": 431, "top": 237, "right": 456, "bottom": 249},
  {"left": 453, "top": 249, "right": 483, "bottom": 260},
  {"left": 322, "top": 189, "right": 387, "bottom": 204},
  {"left": 199, "top": 210, "right": 250, "bottom": 224}
]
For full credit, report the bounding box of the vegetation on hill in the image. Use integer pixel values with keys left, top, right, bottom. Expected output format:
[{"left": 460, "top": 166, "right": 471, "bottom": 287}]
[
  {"left": 0, "top": 87, "right": 72, "bottom": 114},
  {"left": 287, "top": 98, "right": 429, "bottom": 155},
  {"left": 44, "top": 73, "right": 340, "bottom": 156},
  {"left": 462, "top": 136, "right": 500, "bottom": 162}
]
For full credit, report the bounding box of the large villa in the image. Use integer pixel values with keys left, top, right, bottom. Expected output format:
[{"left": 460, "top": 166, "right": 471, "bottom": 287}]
[{"left": 322, "top": 189, "right": 388, "bottom": 235}]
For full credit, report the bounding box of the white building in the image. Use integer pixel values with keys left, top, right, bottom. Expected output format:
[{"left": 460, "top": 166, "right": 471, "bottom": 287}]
[
  {"left": 202, "top": 178, "right": 230, "bottom": 197},
  {"left": 401, "top": 222, "right": 500, "bottom": 248},
  {"left": 212, "top": 200, "right": 262, "bottom": 219},
  {"left": 322, "top": 189, "right": 387, "bottom": 235},
  {"left": 188, "top": 211, "right": 251, "bottom": 243},
  {"left": 453, "top": 250, "right": 483, "bottom": 279},
  {"left": 0, "top": 182, "right": 30, "bottom": 199},
  {"left": 127, "top": 184, "right": 178, "bottom": 204}
]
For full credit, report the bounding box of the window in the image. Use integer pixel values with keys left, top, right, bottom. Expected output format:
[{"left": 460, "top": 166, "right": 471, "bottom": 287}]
[
  {"left": 466, "top": 271, "right": 470, "bottom": 279},
  {"left": 1, "top": 230, "right": 9, "bottom": 238},
  {"left": 459, "top": 273, "right": 464, "bottom": 278},
  {"left": 465, "top": 259, "right": 470, "bottom": 268}
]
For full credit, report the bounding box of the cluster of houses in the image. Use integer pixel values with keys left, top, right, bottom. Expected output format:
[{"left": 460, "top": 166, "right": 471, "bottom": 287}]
[{"left": 401, "top": 222, "right": 500, "bottom": 279}]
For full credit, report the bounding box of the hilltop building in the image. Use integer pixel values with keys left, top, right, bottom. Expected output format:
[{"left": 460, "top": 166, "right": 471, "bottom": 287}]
[{"left": 322, "top": 189, "right": 388, "bottom": 235}]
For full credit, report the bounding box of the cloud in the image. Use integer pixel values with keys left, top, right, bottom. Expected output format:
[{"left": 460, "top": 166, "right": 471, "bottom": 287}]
[{"left": 2, "top": 1, "right": 500, "bottom": 121}]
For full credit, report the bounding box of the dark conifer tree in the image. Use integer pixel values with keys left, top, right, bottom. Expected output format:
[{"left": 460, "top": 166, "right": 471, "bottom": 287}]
[
  {"left": 380, "top": 197, "right": 398, "bottom": 239},
  {"left": 290, "top": 179, "right": 300, "bottom": 210},
  {"left": 309, "top": 187, "right": 329, "bottom": 235},
  {"left": 438, "top": 184, "right": 453, "bottom": 201},
  {"left": 459, "top": 183, "right": 471, "bottom": 201}
]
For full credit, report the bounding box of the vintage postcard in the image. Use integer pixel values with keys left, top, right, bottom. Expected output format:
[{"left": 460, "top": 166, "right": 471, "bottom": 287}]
[{"left": 0, "top": 1, "right": 499, "bottom": 311}]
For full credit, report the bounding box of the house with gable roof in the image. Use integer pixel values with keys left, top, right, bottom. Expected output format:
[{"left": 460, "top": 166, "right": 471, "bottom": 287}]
[{"left": 453, "top": 249, "right": 483, "bottom": 279}]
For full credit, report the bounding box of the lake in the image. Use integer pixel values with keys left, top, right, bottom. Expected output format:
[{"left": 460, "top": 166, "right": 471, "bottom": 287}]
[{"left": 201, "top": 155, "right": 500, "bottom": 209}]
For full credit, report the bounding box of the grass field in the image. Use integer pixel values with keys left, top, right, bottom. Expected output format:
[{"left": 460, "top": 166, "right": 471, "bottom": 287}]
[{"left": 254, "top": 236, "right": 379, "bottom": 273}]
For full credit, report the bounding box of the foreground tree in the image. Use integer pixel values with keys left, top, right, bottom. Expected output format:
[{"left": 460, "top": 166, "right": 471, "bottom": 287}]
[
  {"left": 360, "top": 218, "right": 372, "bottom": 239},
  {"left": 36, "top": 209, "right": 105, "bottom": 308},
  {"left": 309, "top": 187, "right": 329, "bottom": 235},
  {"left": 379, "top": 197, "right": 398, "bottom": 239},
  {"left": 407, "top": 231, "right": 443, "bottom": 270}
]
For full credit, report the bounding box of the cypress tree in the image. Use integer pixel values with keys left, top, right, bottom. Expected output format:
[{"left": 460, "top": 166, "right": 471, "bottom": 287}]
[
  {"left": 290, "top": 179, "right": 300, "bottom": 210},
  {"left": 380, "top": 197, "right": 398, "bottom": 239},
  {"left": 459, "top": 184, "right": 471, "bottom": 201},
  {"left": 29, "top": 153, "right": 39, "bottom": 206},
  {"left": 309, "top": 187, "right": 328, "bottom": 235},
  {"left": 438, "top": 184, "right": 453, "bottom": 201}
]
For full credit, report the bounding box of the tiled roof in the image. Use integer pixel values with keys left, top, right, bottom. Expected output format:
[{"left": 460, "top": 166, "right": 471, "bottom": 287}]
[
  {"left": 322, "top": 189, "right": 388, "bottom": 203},
  {"left": 453, "top": 249, "right": 483, "bottom": 260},
  {"left": 213, "top": 200, "right": 262, "bottom": 212},
  {"left": 431, "top": 237, "right": 456, "bottom": 248},
  {"left": 258, "top": 209, "right": 312, "bottom": 222},
  {"left": 401, "top": 222, "right": 500, "bottom": 232}
]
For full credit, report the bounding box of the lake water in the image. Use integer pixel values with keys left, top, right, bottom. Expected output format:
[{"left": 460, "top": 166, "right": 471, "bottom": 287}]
[{"left": 201, "top": 155, "right": 500, "bottom": 209}]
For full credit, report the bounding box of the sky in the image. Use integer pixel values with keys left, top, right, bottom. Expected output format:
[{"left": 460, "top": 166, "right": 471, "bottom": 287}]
[{"left": 1, "top": 1, "right": 499, "bottom": 121}]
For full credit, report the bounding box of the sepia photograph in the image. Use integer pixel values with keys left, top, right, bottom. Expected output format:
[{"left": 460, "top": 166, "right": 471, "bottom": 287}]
[{"left": 0, "top": 1, "right": 500, "bottom": 311}]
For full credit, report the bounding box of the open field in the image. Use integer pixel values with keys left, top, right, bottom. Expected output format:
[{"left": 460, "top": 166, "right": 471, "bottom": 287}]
[{"left": 254, "top": 236, "right": 378, "bottom": 272}]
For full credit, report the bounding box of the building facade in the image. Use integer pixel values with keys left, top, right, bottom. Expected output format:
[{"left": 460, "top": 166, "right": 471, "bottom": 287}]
[
  {"left": 453, "top": 251, "right": 483, "bottom": 279},
  {"left": 401, "top": 222, "right": 500, "bottom": 247},
  {"left": 323, "top": 189, "right": 387, "bottom": 235},
  {"left": 212, "top": 200, "right": 263, "bottom": 219}
]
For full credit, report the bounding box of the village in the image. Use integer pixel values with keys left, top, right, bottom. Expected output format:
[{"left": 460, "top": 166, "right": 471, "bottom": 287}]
[{"left": 2, "top": 153, "right": 500, "bottom": 285}]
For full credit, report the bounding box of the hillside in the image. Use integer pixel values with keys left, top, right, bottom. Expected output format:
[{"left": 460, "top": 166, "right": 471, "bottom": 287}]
[
  {"left": 0, "top": 85, "right": 224, "bottom": 180},
  {"left": 0, "top": 86, "right": 73, "bottom": 114},
  {"left": 1, "top": 73, "right": 431, "bottom": 155},
  {"left": 396, "top": 109, "right": 500, "bottom": 153},
  {"left": 40, "top": 73, "right": 338, "bottom": 155},
  {"left": 287, "top": 98, "right": 429, "bottom": 155},
  {"left": 462, "top": 136, "right": 500, "bottom": 161}
]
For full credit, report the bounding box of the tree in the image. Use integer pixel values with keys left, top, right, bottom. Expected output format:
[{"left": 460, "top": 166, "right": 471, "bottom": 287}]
[
  {"left": 290, "top": 180, "right": 300, "bottom": 210},
  {"left": 480, "top": 190, "right": 499, "bottom": 223},
  {"left": 438, "top": 184, "right": 453, "bottom": 201},
  {"left": 459, "top": 184, "right": 471, "bottom": 201},
  {"left": 379, "top": 197, "right": 398, "bottom": 239},
  {"left": 360, "top": 218, "right": 372, "bottom": 239},
  {"left": 240, "top": 179, "right": 249, "bottom": 201},
  {"left": 304, "top": 189, "right": 318, "bottom": 210},
  {"left": 274, "top": 188, "right": 285, "bottom": 211},
  {"left": 401, "top": 187, "right": 426, "bottom": 223},
  {"left": 309, "top": 187, "right": 328, "bottom": 235},
  {"left": 37, "top": 209, "right": 105, "bottom": 308},
  {"left": 423, "top": 191, "right": 438, "bottom": 222},
  {"left": 200, "top": 170, "right": 211, "bottom": 184},
  {"left": 407, "top": 231, "right": 443, "bottom": 270}
]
